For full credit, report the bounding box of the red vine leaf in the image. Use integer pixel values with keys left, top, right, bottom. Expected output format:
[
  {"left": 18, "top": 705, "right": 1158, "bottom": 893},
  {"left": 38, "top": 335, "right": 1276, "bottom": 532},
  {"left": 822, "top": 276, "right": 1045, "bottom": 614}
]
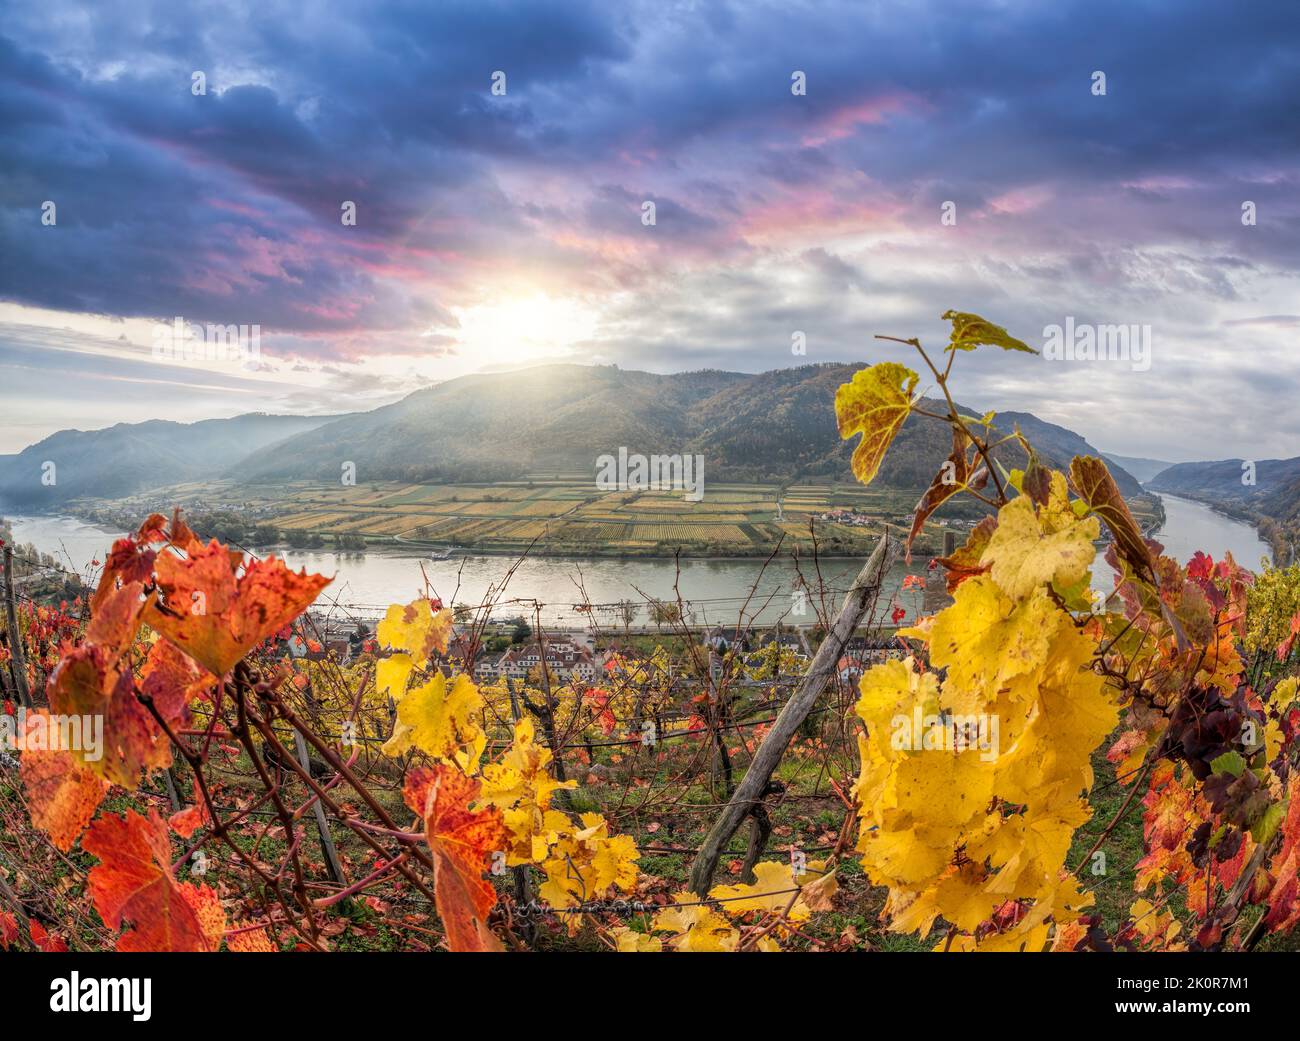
[
  {"left": 403, "top": 764, "right": 505, "bottom": 952},
  {"left": 47, "top": 643, "right": 187, "bottom": 789},
  {"left": 0, "top": 911, "right": 17, "bottom": 949},
  {"left": 84, "top": 579, "right": 147, "bottom": 659},
  {"left": 28, "top": 920, "right": 69, "bottom": 952},
  {"left": 84, "top": 808, "right": 224, "bottom": 952}
]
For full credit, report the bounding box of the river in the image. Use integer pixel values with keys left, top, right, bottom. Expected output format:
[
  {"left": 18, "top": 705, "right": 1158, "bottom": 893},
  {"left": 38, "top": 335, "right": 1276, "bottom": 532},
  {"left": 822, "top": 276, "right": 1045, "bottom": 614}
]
[{"left": 5, "top": 493, "right": 1270, "bottom": 628}]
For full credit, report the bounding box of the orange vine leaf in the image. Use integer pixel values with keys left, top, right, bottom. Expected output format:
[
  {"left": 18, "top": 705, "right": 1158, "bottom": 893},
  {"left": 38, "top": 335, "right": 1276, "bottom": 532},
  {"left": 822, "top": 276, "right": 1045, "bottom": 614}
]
[
  {"left": 84, "top": 808, "right": 225, "bottom": 952},
  {"left": 403, "top": 764, "right": 505, "bottom": 952}
]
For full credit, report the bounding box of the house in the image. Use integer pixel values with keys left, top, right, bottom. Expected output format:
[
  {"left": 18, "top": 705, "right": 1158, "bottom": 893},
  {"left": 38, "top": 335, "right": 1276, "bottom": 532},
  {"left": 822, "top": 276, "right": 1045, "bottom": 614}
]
[
  {"left": 755, "top": 631, "right": 804, "bottom": 652},
  {"left": 439, "top": 634, "right": 488, "bottom": 678},
  {"left": 837, "top": 655, "right": 866, "bottom": 683},
  {"left": 818, "top": 508, "right": 873, "bottom": 527},
  {"left": 488, "top": 638, "right": 599, "bottom": 684},
  {"left": 841, "top": 634, "right": 909, "bottom": 672}
]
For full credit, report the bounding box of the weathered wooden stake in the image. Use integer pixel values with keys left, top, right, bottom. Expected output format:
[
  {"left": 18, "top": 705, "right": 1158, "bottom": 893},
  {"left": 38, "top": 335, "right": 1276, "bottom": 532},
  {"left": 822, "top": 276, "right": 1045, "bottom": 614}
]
[
  {"left": 162, "top": 767, "right": 183, "bottom": 812},
  {"left": 688, "top": 533, "right": 894, "bottom": 896},
  {"left": 295, "top": 728, "right": 347, "bottom": 887},
  {"left": 2, "top": 547, "right": 33, "bottom": 709}
]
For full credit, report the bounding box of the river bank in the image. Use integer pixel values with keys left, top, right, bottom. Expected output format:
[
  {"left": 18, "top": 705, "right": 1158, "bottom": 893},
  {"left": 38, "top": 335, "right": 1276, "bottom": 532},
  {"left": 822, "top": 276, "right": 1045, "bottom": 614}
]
[{"left": 4, "top": 493, "right": 1269, "bottom": 628}]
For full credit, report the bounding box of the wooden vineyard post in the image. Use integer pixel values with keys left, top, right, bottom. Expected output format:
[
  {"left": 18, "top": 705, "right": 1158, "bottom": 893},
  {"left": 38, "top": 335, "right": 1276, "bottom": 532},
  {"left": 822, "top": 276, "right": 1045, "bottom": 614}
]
[
  {"left": 295, "top": 728, "right": 348, "bottom": 888},
  {"left": 2, "top": 546, "right": 33, "bottom": 709},
  {"left": 162, "top": 767, "right": 183, "bottom": 812},
  {"left": 688, "top": 533, "right": 894, "bottom": 896}
]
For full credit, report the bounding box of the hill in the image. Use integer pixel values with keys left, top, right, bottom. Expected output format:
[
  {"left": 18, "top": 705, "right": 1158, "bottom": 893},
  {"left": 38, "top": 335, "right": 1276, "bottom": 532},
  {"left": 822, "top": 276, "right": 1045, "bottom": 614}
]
[
  {"left": 1148, "top": 457, "right": 1300, "bottom": 502},
  {"left": 231, "top": 364, "right": 745, "bottom": 484},
  {"left": 232, "top": 362, "right": 1146, "bottom": 497},
  {"left": 1148, "top": 456, "right": 1300, "bottom": 561},
  {"left": 0, "top": 413, "right": 342, "bottom": 508},
  {"left": 0, "top": 363, "right": 1146, "bottom": 509}
]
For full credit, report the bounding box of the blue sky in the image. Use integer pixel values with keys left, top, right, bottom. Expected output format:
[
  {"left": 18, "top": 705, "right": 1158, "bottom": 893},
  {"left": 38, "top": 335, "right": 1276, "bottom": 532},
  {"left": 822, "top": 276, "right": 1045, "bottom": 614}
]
[{"left": 1, "top": 0, "right": 1298, "bottom": 461}]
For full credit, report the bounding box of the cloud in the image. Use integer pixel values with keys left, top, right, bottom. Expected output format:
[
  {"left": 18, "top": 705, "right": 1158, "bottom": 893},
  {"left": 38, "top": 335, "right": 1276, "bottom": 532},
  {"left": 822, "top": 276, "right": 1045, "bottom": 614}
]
[{"left": 0, "top": 0, "right": 1298, "bottom": 458}]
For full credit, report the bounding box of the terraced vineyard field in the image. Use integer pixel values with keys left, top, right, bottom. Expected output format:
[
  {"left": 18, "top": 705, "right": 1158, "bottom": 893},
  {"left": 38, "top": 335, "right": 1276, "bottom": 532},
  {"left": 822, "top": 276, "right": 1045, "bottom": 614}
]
[{"left": 174, "top": 475, "right": 1161, "bottom": 558}]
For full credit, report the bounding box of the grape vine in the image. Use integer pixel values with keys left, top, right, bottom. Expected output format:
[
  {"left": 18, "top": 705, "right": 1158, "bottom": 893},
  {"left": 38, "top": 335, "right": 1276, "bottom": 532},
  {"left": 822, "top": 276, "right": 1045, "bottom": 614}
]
[{"left": 2, "top": 311, "right": 1299, "bottom": 953}]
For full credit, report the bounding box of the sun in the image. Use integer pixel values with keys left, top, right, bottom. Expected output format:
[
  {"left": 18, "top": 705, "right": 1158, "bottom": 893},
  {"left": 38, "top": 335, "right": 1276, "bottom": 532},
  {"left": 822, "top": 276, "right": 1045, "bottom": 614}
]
[{"left": 450, "top": 293, "right": 598, "bottom": 367}]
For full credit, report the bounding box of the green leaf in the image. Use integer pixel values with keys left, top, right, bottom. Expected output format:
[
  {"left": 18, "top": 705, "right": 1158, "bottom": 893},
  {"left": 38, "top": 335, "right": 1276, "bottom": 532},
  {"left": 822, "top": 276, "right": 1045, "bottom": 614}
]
[
  {"left": 1250, "top": 800, "right": 1286, "bottom": 846},
  {"left": 1210, "top": 751, "right": 1246, "bottom": 778}
]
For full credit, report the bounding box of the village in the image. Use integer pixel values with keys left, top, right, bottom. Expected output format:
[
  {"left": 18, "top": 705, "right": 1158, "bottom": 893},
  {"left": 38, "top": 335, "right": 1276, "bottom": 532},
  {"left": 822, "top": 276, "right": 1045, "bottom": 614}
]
[{"left": 282, "top": 610, "right": 910, "bottom": 691}]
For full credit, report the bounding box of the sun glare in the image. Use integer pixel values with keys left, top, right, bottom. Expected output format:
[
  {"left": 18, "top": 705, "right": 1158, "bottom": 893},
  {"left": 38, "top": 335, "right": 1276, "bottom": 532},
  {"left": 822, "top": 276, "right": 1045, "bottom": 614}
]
[{"left": 450, "top": 293, "right": 597, "bottom": 367}]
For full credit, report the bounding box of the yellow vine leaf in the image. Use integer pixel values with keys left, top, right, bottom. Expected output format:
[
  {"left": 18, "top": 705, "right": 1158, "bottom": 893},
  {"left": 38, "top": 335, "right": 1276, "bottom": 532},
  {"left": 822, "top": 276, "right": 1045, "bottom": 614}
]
[
  {"left": 710, "top": 860, "right": 811, "bottom": 921},
  {"left": 946, "top": 876, "right": 1093, "bottom": 952},
  {"left": 377, "top": 600, "right": 453, "bottom": 667},
  {"left": 855, "top": 746, "right": 995, "bottom": 888},
  {"left": 968, "top": 794, "right": 1091, "bottom": 896},
  {"left": 920, "top": 577, "right": 1067, "bottom": 718},
  {"left": 854, "top": 471, "right": 1119, "bottom": 951},
  {"left": 611, "top": 927, "right": 663, "bottom": 952},
  {"left": 941, "top": 310, "right": 1037, "bottom": 354},
  {"left": 382, "top": 672, "right": 484, "bottom": 761},
  {"left": 1263, "top": 678, "right": 1297, "bottom": 764},
  {"left": 376, "top": 653, "right": 415, "bottom": 700},
  {"left": 652, "top": 897, "right": 740, "bottom": 951},
  {"left": 537, "top": 813, "right": 640, "bottom": 909},
  {"left": 834, "top": 362, "right": 919, "bottom": 487},
  {"left": 946, "top": 922, "right": 1052, "bottom": 953},
  {"left": 480, "top": 717, "right": 577, "bottom": 865},
  {"left": 981, "top": 473, "right": 1098, "bottom": 599},
  {"left": 931, "top": 863, "right": 1002, "bottom": 933},
  {"left": 996, "top": 669, "right": 1116, "bottom": 804},
  {"left": 1127, "top": 898, "right": 1185, "bottom": 950},
  {"left": 854, "top": 655, "right": 940, "bottom": 730},
  {"left": 852, "top": 658, "right": 941, "bottom": 824}
]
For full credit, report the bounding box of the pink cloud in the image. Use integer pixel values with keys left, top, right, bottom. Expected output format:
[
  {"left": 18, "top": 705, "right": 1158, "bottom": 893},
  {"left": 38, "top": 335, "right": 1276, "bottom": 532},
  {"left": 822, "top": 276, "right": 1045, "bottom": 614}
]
[{"left": 800, "top": 91, "right": 923, "bottom": 147}]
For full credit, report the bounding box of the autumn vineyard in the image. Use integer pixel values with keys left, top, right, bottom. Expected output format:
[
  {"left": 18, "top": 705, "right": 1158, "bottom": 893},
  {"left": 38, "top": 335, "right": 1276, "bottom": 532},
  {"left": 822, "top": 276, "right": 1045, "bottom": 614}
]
[{"left": 1, "top": 312, "right": 1299, "bottom": 958}]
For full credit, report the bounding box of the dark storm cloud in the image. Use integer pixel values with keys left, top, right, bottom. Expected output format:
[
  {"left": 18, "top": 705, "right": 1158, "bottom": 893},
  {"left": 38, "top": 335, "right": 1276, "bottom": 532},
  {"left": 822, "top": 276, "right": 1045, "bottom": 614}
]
[
  {"left": 4, "top": 0, "right": 1300, "bottom": 329},
  {"left": 0, "top": 0, "right": 630, "bottom": 334},
  {"left": 1, "top": 0, "right": 1299, "bottom": 459}
]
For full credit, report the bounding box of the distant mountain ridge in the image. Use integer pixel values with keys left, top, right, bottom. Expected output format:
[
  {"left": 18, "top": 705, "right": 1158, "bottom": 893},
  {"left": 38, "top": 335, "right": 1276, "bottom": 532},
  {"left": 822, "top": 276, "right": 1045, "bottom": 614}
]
[
  {"left": 0, "top": 413, "right": 342, "bottom": 508},
  {"left": 1149, "top": 457, "right": 1300, "bottom": 502},
  {"left": 1149, "top": 456, "right": 1300, "bottom": 560},
  {"left": 1102, "top": 453, "right": 1175, "bottom": 484},
  {"left": 226, "top": 362, "right": 1146, "bottom": 497},
  {"left": 0, "top": 363, "right": 1147, "bottom": 507}
]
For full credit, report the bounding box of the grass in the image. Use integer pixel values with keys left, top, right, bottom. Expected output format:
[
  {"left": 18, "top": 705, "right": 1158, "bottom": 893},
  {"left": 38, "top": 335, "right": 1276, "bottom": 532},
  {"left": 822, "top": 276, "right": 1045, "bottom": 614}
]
[{"left": 1067, "top": 748, "right": 1149, "bottom": 932}]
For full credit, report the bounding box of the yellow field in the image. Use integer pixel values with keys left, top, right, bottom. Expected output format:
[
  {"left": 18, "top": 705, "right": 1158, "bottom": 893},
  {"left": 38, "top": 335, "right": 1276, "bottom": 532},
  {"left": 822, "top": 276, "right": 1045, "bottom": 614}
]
[
  {"left": 512, "top": 499, "right": 575, "bottom": 516},
  {"left": 628, "top": 523, "right": 749, "bottom": 542},
  {"left": 247, "top": 476, "right": 920, "bottom": 554},
  {"left": 560, "top": 522, "right": 630, "bottom": 541},
  {"left": 494, "top": 519, "right": 559, "bottom": 539}
]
